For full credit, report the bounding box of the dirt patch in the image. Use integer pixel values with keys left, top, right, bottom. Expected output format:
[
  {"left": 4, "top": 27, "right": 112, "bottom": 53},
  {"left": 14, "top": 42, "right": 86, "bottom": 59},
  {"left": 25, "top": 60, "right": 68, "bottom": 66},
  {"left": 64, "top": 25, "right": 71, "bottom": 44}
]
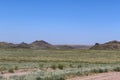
[
  {"left": 2, "top": 68, "right": 40, "bottom": 79},
  {"left": 67, "top": 72, "right": 120, "bottom": 80}
]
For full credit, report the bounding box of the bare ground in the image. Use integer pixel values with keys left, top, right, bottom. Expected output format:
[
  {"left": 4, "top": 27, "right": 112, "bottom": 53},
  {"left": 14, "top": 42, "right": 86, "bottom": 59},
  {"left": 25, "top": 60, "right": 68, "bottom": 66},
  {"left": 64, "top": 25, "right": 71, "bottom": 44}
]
[
  {"left": 2, "top": 68, "right": 40, "bottom": 79},
  {"left": 1, "top": 68, "right": 54, "bottom": 79},
  {"left": 67, "top": 72, "right": 120, "bottom": 80},
  {"left": 2, "top": 69, "right": 120, "bottom": 80}
]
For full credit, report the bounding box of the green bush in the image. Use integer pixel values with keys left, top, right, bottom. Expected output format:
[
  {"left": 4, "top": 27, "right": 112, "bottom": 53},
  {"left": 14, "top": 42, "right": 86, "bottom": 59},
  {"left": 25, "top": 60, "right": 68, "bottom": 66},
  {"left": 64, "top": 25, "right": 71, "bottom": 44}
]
[
  {"left": 98, "top": 69, "right": 105, "bottom": 73},
  {"left": 36, "top": 77, "right": 42, "bottom": 80},
  {"left": 0, "top": 67, "right": 7, "bottom": 71},
  {"left": 14, "top": 66, "right": 18, "bottom": 70},
  {"left": 8, "top": 68, "right": 14, "bottom": 73},
  {"left": 69, "top": 64, "right": 74, "bottom": 68},
  {"left": 77, "top": 64, "right": 82, "bottom": 68},
  {"left": 91, "top": 68, "right": 108, "bottom": 73},
  {"left": 113, "top": 67, "right": 120, "bottom": 72},
  {"left": 57, "top": 77, "right": 65, "bottom": 80},
  {"left": 51, "top": 64, "right": 57, "bottom": 70},
  {"left": 58, "top": 64, "right": 64, "bottom": 70},
  {"left": 91, "top": 69, "right": 99, "bottom": 73},
  {"left": 39, "top": 64, "right": 44, "bottom": 69}
]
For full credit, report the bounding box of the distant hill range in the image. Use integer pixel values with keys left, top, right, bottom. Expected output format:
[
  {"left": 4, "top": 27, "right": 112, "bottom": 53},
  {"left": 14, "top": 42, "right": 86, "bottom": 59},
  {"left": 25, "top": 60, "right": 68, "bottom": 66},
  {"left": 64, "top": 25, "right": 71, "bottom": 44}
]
[
  {"left": 0, "top": 40, "right": 55, "bottom": 49},
  {"left": 2, "top": 40, "right": 120, "bottom": 50},
  {"left": 0, "top": 40, "right": 92, "bottom": 49},
  {"left": 90, "top": 40, "right": 120, "bottom": 50}
]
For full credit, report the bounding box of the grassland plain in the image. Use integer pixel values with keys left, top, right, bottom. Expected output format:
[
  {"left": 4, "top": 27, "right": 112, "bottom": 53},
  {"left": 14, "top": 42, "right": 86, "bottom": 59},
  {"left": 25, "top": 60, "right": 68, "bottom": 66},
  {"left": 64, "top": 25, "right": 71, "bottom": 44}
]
[{"left": 0, "top": 49, "right": 120, "bottom": 80}]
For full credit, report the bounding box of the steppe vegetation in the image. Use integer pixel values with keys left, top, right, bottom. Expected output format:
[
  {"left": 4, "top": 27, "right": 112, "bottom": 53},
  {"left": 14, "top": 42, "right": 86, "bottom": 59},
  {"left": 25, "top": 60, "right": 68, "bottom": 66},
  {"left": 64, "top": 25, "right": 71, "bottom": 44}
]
[{"left": 0, "top": 48, "right": 120, "bottom": 80}]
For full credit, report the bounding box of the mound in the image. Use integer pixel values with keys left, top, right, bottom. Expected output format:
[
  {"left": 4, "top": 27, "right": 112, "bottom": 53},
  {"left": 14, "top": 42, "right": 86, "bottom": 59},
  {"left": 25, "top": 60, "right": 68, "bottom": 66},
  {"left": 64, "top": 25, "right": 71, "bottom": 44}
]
[
  {"left": 30, "top": 40, "right": 56, "bottom": 49},
  {"left": 0, "top": 42, "right": 16, "bottom": 48},
  {"left": 90, "top": 40, "right": 120, "bottom": 50}
]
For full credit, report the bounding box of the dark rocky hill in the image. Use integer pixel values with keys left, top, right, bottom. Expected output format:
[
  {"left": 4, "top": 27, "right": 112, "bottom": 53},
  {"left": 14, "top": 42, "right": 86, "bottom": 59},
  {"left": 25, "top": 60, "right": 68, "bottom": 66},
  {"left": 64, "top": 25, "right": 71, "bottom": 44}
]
[
  {"left": 90, "top": 40, "right": 120, "bottom": 50},
  {"left": 30, "top": 40, "right": 56, "bottom": 49},
  {"left": 0, "top": 42, "right": 16, "bottom": 48}
]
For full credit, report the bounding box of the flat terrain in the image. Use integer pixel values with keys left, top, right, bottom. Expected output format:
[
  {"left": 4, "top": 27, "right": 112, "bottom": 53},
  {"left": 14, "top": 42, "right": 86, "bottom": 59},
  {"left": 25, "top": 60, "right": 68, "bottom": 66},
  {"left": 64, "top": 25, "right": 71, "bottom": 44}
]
[
  {"left": 0, "top": 49, "right": 120, "bottom": 63},
  {"left": 68, "top": 72, "right": 120, "bottom": 80},
  {"left": 0, "top": 49, "right": 120, "bottom": 80}
]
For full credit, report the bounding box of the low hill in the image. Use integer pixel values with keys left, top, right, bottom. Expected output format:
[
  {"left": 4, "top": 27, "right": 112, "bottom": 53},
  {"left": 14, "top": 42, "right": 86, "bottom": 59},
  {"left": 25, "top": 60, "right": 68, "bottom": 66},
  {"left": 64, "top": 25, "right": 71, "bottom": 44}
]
[
  {"left": 30, "top": 40, "right": 56, "bottom": 49},
  {"left": 0, "top": 42, "right": 16, "bottom": 48},
  {"left": 90, "top": 40, "right": 120, "bottom": 50},
  {"left": 0, "top": 40, "right": 92, "bottom": 49},
  {"left": 0, "top": 40, "right": 56, "bottom": 49}
]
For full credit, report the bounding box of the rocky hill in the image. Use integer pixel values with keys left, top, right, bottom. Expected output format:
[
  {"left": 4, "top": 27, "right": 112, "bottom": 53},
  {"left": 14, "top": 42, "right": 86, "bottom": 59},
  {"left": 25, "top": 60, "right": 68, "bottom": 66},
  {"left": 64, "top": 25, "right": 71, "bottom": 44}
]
[
  {"left": 90, "top": 40, "right": 120, "bottom": 50},
  {"left": 0, "top": 40, "right": 57, "bottom": 49},
  {"left": 0, "top": 42, "right": 16, "bottom": 48},
  {"left": 30, "top": 40, "right": 56, "bottom": 49}
]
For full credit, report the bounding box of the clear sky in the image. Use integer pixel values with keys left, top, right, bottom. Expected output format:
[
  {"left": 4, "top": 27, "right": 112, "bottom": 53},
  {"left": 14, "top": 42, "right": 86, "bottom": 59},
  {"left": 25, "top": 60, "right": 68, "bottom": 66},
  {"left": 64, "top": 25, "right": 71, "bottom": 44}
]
[{"left": 0, "top": 0, "right": 120, "bottom": 44}]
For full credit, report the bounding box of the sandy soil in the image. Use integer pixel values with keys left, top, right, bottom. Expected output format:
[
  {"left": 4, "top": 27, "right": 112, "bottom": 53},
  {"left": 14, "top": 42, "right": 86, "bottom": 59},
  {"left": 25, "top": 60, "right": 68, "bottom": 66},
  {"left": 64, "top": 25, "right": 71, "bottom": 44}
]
[
  {"left": 2, "top": 68, "right": 40, "bottom": 79},
  {"left": 2, "top": 69, "right": 120, "bottom": 80},
  {"left": 1, "top": 68, "right": 54, "bottom": 79},
  {"left": 68, "top": 72, "right": 120, "bottom": 80}
]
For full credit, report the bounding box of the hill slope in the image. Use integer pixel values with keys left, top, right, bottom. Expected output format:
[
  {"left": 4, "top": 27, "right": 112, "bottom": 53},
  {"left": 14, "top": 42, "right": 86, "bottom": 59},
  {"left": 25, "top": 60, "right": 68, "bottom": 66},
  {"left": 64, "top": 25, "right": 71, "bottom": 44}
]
[{"left": 90, "top": 40, "right": 120, "bottom": 50}]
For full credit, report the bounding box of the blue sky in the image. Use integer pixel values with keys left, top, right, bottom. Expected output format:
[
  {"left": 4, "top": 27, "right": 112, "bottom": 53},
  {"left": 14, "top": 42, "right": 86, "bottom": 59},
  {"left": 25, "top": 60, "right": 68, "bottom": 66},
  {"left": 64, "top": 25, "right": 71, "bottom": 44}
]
[{"left": 0, "top": 0, "right": 120, "bottom": 44}]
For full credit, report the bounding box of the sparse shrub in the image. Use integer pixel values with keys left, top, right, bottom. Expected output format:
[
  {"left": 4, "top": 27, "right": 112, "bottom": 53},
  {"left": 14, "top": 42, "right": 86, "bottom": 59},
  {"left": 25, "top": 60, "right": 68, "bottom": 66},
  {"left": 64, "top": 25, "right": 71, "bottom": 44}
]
[
  {"left": 103, "top": 68, "right": 108, "bottom": 72},
  {"left": 76, "top": 72, "right": 83, "bottom": 76},
  {"left": 48, "top": 75, "right": 66, "bottom": 80},
  {"left": 83, "top": 71, "right": 89, "bottom": 76},
  {"left": 0, "top": 75, "right": 3, "bottom": 79},
  {"left": 0, "top": 66, "right": 7, "bottom": 71},
  {"left": 34, "top": 66, "right": 37, "bottom": 68},
  {"left": 98, "top": 69, "right": 104, "bottom": 73},
  {"left": 113, "top": 67, "right": 120, "bottom": 72},
  {"left": 36, "top": 77, "right": 42, "bottom": 80},
  {"left": 58, "top": 64, "right": 64, "bottom": 70},
  {"left": 51, "top": 64, "right": 57, "bottom": 70},
  {"left": 57, "top": 77, "right": 65, "bottom": 80},
  {"left": 77, "top": 64, "right": 82, "bottom": 68},
  {"left": 1, "top": 72, "right": 4, "bottom": 74},
  {"left": 91, "top": 69, "right": 99, "bottom": 73},
  {"left": 69, "top": 64, "right": 74, "bottom": 68},
  {"left": 0, "top": 67, "right": 7, "bottom": 71},
  {"left": 39, "top": 64, "right": 44, "bottom": 69},
  {"left": 91, "top": 68, "right": 108, "bottom": 73},
  {"left": 8, "top": 68, "right": 14, "bottom": 73},
  {"left": 14, "top": 66, "right": 18, "bottom": 70}
]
